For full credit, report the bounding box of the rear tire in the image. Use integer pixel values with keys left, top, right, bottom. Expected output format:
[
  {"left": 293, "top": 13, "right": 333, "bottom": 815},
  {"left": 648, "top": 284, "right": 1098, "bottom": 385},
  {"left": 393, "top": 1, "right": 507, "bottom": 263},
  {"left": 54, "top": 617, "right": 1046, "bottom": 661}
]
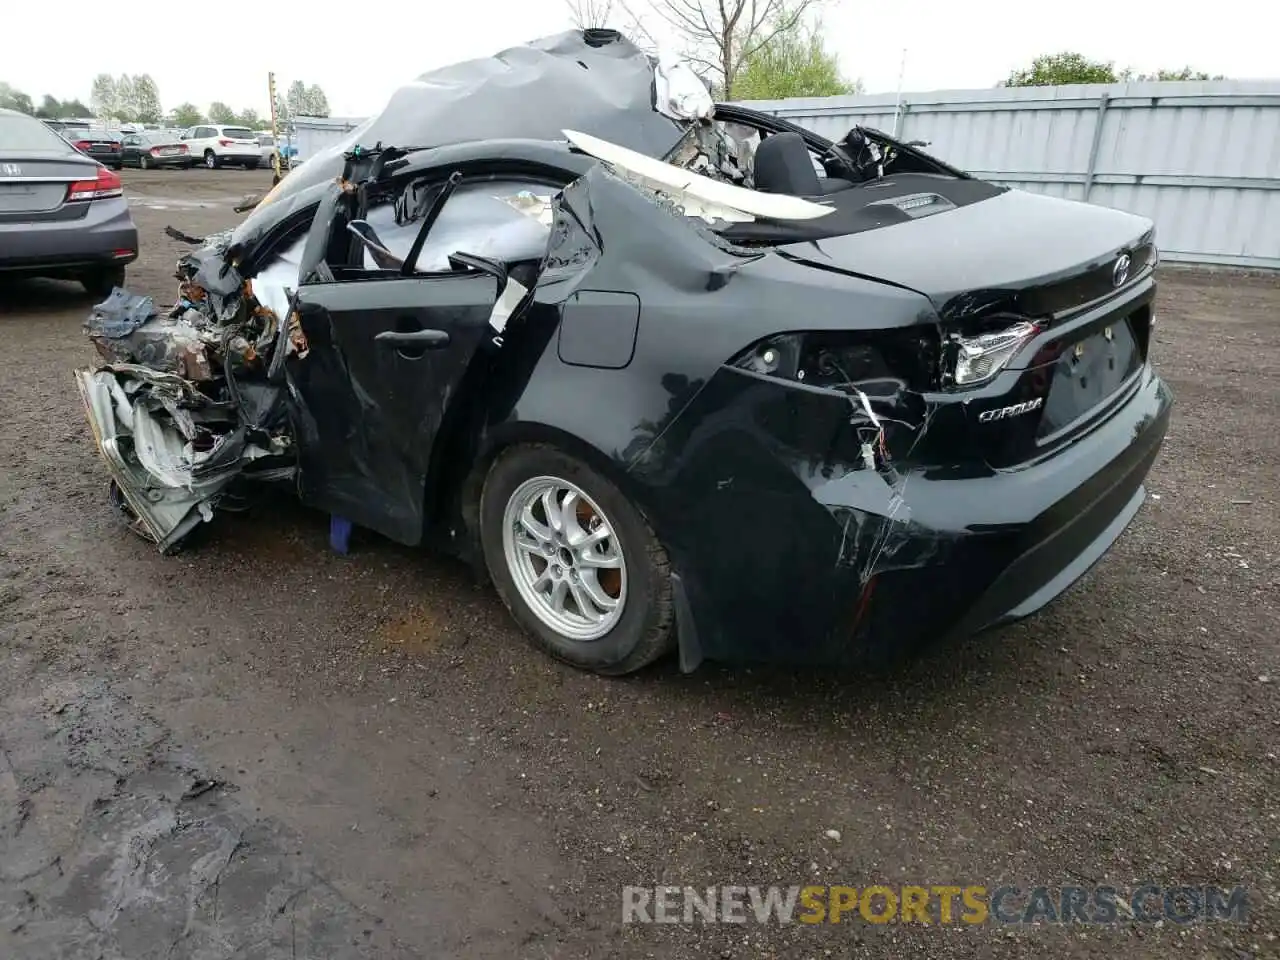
[
  {"left": 81, "top": 265, "right": 125, "bottom": 298},
  {"left": 244, "top": 160, "right": 259, "bottom": 170},
  {"left": 204, "top": 150, "right": 219, "bottom": 170},
  {"left": 479, "top": 444, "right": 674, "bottom": 675},
  {"left": 139, "top": 155, "right": 151, "bottom": 170}
]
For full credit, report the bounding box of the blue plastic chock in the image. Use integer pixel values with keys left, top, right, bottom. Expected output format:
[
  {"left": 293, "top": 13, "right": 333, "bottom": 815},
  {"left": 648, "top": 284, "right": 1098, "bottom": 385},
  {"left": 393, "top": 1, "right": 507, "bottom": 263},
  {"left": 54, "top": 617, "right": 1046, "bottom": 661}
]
[{"left": 329, "top": 515, "right": 353, "bottom": 554}]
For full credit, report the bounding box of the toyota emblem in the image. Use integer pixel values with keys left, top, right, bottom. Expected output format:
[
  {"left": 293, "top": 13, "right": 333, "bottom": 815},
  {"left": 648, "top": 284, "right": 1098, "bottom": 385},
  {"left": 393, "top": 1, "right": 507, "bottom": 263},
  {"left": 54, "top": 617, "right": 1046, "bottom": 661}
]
[{"left": 1112, "top": 254, "right": 1131, "bottom": 288}]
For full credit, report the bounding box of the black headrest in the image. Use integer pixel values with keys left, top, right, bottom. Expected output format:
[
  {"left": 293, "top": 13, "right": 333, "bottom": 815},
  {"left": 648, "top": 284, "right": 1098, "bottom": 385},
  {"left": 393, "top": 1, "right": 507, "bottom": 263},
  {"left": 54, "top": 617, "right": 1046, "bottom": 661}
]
[{"left": 754, "top": 131, "right": 821, "bottom": 197}]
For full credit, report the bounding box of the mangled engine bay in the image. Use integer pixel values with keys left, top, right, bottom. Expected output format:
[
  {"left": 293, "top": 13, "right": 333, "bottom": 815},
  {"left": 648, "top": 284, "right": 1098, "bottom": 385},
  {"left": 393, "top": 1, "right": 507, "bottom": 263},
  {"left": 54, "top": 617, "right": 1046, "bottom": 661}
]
[{"left": 77, "top": 247, "right": 302, "bottom": 551}]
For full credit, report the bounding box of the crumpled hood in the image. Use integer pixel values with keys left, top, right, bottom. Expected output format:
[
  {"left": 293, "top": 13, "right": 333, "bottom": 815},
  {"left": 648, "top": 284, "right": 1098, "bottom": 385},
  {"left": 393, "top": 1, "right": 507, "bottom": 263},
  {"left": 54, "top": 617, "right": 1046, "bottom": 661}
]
[
  {"left": 779, "top": 188, "right": 1155, "bottom": 318},
  {"left": 237, "top": 30, "right": 697, "bottom": 247}
]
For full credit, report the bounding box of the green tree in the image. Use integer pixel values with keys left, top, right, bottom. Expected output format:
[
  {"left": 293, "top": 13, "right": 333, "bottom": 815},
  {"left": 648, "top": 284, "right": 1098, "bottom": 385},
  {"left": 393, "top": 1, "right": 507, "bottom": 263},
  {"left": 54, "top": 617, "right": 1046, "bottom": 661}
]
[
  {"left": 1135, "top": 67, "right": 1224, "bottom": 81},
  {"left": 734, "top": 9, "right": 859, "bottom": 99},
  {"left": 131, "top": 74, "right": 163, "bottom": 124},
  {"left": 236, "top": 109, "right": 264, "bottom": 129},
  {"left": 35, "top": 94, "right": 62, "bottom": 118},
  {"left": 304, "top": 84, "right": 330, "bottom": 117},
  {"left": 169, "top": 102, "right": 203, "bottom": 127},
  {"left": 1003, "top": 52, "right": 1119, "bottom": 86},
  {"left": 89, "top": 73, "right": 117, "bottom": 118},
  {"left": 208, "top": 101, "right": 237, "bottom": 124},
  {"left": 1003, "top": 54, "right": 1228, "bottom": 87},
  {"left": 62, "top": 98, "right": 91, "bottom": 117},
  {"left": 0, "top": 83, "right": 35, "bottom": 114},
  {"left": 114, "top": 75, "right": 137, "bottom": 121},
  {"left": 285, "top": 80, "right": 308, "bottom": 118}
]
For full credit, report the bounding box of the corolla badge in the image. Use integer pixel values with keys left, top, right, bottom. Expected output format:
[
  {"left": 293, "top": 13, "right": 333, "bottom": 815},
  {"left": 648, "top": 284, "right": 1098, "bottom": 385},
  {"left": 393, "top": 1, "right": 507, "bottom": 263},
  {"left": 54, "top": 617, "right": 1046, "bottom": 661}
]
[
  {"left": 1112, "top": 253, "right": 1131, "bottom": 287},
  {"left": 1, "top": 163, "right": 21, "bottom": 176},
  {"left": 977, "top": 397, "right": 1044, "bottom": 422}
]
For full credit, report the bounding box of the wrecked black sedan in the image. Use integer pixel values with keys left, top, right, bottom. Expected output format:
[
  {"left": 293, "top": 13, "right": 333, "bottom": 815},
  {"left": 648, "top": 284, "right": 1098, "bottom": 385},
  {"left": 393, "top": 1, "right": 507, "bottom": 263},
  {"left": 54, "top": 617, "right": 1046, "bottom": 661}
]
[{"left": 75, "top": 29, "right": 1172, "bottom": 675}]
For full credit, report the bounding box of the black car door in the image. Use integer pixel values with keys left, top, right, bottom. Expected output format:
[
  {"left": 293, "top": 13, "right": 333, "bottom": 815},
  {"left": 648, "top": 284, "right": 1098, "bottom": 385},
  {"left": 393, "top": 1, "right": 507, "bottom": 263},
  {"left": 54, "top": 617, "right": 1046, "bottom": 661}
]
[
  {"left": 122, "top": 135, "right": 139, "bottom": 166},
  {"left": 286, "top": 187, "right": 503, "bottom": 545}
]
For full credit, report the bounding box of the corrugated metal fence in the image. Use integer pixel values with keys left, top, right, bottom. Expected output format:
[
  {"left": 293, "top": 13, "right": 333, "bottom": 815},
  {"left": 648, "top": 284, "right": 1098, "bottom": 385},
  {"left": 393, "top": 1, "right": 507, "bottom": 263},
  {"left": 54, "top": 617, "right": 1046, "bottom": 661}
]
[
  {"left": 741, "top": 81, "right": 1280, "bottom": 270},
  {"left": 293, "top": 79, "right": 1280, "bottom": 269},
  {"left": 289, "top": 116, "right": 365, "bottom": 165}
]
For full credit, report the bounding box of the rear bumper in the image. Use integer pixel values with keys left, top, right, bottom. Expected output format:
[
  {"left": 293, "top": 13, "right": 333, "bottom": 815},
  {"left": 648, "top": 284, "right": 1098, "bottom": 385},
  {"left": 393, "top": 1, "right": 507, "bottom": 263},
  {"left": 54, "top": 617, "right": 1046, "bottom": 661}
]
[
  {"left": 213, "top": 147, "right": 261, "bottom": 163},
  {"left": 658, "top": 365, "right": 1173, "bottom": 669},
  {"left": 0, "top": 198, "right": 138, "bottom": 275},
  {"left": 946, "top": 375, "right": 1170, "bottom": 637},
  {"left": 84, "top": 150, "right": 123, "bottom": 166},
  {"left": 139, "top": 153, "right": 191, "bottom": 167}
]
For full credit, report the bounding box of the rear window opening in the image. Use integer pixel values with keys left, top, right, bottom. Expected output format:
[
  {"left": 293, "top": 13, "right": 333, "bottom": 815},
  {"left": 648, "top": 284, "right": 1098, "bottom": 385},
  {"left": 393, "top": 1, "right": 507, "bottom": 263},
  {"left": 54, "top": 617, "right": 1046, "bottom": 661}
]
[{"left": 221, "top": 128, "right": 254, "bottom": 140}]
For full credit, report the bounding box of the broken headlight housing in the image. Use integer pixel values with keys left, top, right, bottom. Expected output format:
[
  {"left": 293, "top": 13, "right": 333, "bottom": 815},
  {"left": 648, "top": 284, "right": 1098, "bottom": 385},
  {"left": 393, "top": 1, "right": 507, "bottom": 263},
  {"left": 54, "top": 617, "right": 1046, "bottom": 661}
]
[
  {"left": 946, "top": 320, "right": 1041, "bottom": 387},
  {"left": 729, "top": 330, "right": 941, "bottom": 394}
]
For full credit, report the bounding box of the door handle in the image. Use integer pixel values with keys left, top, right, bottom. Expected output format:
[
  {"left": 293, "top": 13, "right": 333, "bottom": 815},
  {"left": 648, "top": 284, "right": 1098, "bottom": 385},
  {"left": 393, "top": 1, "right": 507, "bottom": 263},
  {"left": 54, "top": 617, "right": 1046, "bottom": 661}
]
[{"left": 374, "top": 329, "right": 451, "bottom": 348}]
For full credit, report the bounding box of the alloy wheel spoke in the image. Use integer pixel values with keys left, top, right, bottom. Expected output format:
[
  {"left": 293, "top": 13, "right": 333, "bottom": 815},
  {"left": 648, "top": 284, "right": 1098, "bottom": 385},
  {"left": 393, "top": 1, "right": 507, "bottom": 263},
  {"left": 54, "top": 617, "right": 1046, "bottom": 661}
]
[
  {"left": 541, "top": 488, "right": 563, "bottom": 535},
  {"left": 578, "top": 570, "right": 619, "bottom": 611},
  {"left": 531, "top": 565, "right": 553, "bottom": 593},
  {"left": 569, "top": 524, "right": 610, "bottom": 549},
  {"left": 577, "top": 545, "right": 622, "bottom": 570},
  {"left": 568, "top": 580, "right": 603, "bottom": 622},
  {"left": 547, "top": 577, "right": 570, "bottom": 614},
  {"left": 559, "top": 489, "right": 582, "bottom": 538},
  {"left": 520, "top": 503, "right": 553, "bottom": 545}
]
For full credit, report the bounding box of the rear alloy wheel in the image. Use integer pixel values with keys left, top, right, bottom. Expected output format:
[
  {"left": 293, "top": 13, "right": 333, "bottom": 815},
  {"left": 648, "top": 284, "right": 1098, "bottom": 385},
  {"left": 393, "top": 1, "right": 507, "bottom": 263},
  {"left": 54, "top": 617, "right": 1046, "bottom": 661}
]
[
  {"left": 81, "top": 265, "right": 125, "bottom": 298},
  {"left": 480, "top": 445, "right": 674, "bottom": 675},
  {"left": 139, "top": 154, "right": 151, "bottom": 170},
  {"left": 204, "top": 150, "right": 219, "bottom": 170}
]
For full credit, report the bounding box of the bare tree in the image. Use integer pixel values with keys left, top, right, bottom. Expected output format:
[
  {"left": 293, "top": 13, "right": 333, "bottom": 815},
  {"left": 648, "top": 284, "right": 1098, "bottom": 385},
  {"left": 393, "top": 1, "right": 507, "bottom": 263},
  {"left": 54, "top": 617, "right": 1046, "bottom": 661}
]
[
  {"left": 565, "top": 0, "right": 614, "bottom": 28},
  {"left": 653, "top": 0, "right": 822, "bottom": 99},
  {"left": 563, "top": 0, "right": 654, "bottom": 45}
]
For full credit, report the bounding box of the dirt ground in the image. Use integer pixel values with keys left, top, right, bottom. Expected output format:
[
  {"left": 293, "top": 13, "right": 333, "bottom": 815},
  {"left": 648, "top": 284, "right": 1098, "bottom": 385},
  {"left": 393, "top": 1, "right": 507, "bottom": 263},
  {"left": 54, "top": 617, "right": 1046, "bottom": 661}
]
[{"left": 0, "top": 167, "right": 1277, "bottom": 959}]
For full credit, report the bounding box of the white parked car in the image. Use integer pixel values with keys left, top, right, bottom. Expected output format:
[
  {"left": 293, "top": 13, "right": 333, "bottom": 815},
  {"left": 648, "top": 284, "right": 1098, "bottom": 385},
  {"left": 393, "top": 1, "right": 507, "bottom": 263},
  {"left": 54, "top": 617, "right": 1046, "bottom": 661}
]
[{"left": 179, "top": 124, "right": 262, "bottom": 169}]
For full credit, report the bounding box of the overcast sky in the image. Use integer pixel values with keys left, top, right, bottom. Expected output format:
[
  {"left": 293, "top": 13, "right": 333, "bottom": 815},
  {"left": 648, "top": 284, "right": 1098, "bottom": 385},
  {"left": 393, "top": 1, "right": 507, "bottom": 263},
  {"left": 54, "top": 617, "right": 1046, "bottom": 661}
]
[{"left": 9, "top": 0, "right": 1278, "bottom": 118}]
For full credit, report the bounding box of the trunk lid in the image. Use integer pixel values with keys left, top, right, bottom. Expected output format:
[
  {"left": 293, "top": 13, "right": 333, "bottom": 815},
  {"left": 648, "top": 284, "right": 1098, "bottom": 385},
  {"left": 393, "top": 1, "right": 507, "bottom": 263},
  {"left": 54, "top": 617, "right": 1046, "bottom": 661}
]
[
  {"left": 778, "top": 188, "right": 1155, "bottom": 324},
  {"left": 0, "top": 153, "right": 99, "bottom": 215}
]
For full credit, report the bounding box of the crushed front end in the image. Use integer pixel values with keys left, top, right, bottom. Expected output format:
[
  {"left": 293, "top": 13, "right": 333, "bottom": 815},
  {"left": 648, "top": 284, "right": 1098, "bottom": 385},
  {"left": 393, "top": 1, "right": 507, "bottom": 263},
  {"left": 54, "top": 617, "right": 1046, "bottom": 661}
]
[{"left": 75, "top": 244, "right": 301, "bottom": 552}]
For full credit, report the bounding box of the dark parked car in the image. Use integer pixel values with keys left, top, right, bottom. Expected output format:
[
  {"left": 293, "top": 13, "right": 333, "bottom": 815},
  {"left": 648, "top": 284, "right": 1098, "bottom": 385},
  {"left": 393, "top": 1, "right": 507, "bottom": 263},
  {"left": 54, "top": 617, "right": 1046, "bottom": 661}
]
[
  {"left": 1, "top": 107, "right": 138, "bottom": 295},
  {"left": 67, "top": 129, "right": 124, "bottom": 169},
  {"left": 121, "top": 131, "right": 192, "bottom": 169},
  {"left": 75, "top": 30, "right": 1172, "bottom": 675}
]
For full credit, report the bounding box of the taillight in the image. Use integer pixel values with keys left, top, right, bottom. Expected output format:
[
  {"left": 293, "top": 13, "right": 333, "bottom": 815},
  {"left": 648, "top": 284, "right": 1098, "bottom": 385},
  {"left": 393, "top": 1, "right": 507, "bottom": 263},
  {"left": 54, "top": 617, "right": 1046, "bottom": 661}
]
[
  {"left": 66, "top": 165, "right": 123, "bottom": 202},
  {"left": 73, "top": 140, "right": 92, "bottom": 152},
  {"left": 109, "top": 142, "right": 121, "bottom": 151},
  {"left": 946, "top": 320, "right": 1040, "bottom": 387},
  {"left": 218, "top": 138, "right": 233, "bottom": 146},
  {"left": 150, "top": 147, "right": 161, "bottom": 156},
  {"left": 729, "top": 329, "right": 941, "bottom": 394}
]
